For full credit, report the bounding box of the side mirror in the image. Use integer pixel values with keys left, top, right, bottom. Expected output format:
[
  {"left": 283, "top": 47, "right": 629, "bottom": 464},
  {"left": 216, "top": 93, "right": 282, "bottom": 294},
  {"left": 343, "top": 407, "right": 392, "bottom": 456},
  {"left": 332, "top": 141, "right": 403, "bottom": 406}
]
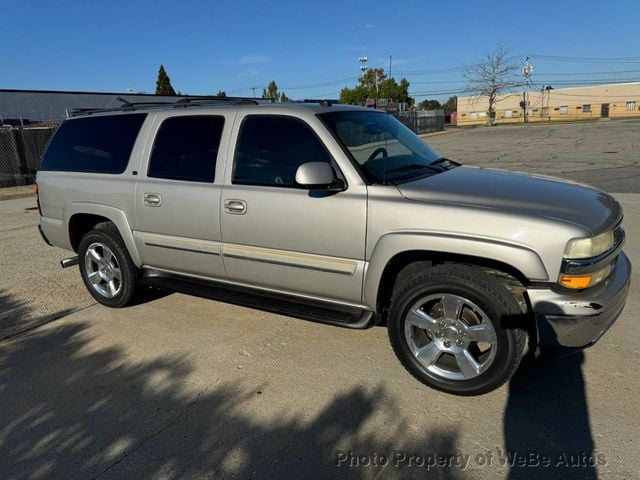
[{"left": 295, "top": 162, "right": 345, "bottom": 191}]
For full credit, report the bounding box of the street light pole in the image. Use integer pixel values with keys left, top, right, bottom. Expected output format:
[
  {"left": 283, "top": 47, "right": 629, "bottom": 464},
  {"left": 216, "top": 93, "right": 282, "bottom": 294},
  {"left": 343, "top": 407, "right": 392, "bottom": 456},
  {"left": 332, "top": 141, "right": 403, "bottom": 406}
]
[
  {"left": 359, "top": 56, "right": 370, "bottom": 107},
  {"left": 522, "top": 56, "right": 534, "bottom": 123}
]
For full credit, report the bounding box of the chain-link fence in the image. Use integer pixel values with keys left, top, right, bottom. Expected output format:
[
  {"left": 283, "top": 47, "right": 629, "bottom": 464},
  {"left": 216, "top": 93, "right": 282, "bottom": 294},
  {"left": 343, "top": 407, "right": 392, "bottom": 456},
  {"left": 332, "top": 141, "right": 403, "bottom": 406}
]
[
  {"left": 0, "top": 125, "right": 56, "bottom": 187},
  {"left": 397, "top": 110, "right": 445, "bottom": 135}
]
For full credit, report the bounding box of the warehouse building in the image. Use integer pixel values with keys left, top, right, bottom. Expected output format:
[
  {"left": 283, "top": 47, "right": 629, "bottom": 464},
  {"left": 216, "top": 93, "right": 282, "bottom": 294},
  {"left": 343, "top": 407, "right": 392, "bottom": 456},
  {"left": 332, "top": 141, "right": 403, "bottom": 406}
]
[
  {"left": 457, "top": 82, "right": 640, "bottom": 126},
  {"left": 0, "top": 89, "right": 195, "bottom": 124}
]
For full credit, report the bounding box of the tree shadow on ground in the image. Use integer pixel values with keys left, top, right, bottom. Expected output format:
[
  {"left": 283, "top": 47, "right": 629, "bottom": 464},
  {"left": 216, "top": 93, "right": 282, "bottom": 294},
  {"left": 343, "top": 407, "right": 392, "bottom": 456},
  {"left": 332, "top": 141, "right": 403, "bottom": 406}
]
[
  {"left": 1, "top": 292, "right": 465, "bottom": 480},
  {"left": 504, "top": 348, "right": 598, "bottom": 479},
  {"left": 0, "top": 288, "right": 76, "bottom": 341}
]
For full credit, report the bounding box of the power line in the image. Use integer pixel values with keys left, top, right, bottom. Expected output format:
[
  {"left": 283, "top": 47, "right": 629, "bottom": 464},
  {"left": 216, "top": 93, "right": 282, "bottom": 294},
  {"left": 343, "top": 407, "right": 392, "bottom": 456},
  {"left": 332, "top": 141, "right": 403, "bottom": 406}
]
[
  {"left": 533, "top": 79, "right": 640, "bottom": 85},
  {"left": 280, "top": 76, "right": 360, "bottom": 90},
  {"left": 541, "top": 91, "right": 640, "bottom": 98},
  {"left": 535, "top": 68, "right": 640, "bottom": 76},
  {"left": 528, "top": 53, "right": 640, "bottom": 64}
]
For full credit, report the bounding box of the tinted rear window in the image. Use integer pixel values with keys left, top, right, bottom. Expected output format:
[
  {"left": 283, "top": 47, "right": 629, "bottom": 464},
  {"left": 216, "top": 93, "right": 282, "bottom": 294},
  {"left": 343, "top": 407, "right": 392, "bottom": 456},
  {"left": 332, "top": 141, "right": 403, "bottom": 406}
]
[
  {"left": 148, "top": 115, "right": 224, "bottom": 182},
  {"left": 40, "top": 113, "right": 146, "bottom": 173}
]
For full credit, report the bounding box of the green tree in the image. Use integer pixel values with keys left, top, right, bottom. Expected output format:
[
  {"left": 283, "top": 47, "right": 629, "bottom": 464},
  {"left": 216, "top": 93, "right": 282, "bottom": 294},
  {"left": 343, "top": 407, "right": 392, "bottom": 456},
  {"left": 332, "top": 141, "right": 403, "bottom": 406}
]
[
  {"left": 261, "top": 80, "right": 289, "bottom": 102},
  {"left": 418, "top": 99, "right": 441, "bottom": 110},
  {"left": 215, "top": 90, "right": 227, "bottom": 97},
  {"left": 339, "top": 68, "right": 413, "bottom": 107},
  {"left": 442, "top": 96, "right": 457, "bottom": 111},
  {"left": 155, "top": 65, "right": 177, "bottom": 96}
]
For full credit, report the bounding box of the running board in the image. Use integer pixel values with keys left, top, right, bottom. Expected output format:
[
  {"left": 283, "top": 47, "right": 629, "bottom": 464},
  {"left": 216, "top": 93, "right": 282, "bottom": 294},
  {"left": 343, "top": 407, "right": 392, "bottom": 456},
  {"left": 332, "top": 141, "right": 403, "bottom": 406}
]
[{"left": 140, "top": 269, "right": 376, "bottom": 329}]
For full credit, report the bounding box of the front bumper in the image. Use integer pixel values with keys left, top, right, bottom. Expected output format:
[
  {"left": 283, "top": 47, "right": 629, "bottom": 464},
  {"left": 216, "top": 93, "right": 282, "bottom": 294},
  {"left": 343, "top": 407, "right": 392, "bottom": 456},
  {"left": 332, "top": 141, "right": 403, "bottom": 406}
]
[{"left": 527, "top": 252, "right": 631, "bottom": 348}]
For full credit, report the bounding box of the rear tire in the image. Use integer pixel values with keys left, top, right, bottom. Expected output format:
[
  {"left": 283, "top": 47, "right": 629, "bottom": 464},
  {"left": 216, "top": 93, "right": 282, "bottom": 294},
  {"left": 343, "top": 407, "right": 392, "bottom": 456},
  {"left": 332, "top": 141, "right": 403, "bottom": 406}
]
[
  {"left": 388, "top": 264, "right": 526, "bottom": 395},
  {"left": 78, "top": 222, "right": 138, "bottom": 308}
]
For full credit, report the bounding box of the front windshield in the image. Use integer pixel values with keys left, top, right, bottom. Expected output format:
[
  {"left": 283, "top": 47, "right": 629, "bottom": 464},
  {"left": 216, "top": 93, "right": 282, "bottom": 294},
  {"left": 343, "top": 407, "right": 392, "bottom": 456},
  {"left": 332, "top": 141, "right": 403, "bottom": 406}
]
[{"left": 319, "top": 110, "right": 447, "bottom": 184}]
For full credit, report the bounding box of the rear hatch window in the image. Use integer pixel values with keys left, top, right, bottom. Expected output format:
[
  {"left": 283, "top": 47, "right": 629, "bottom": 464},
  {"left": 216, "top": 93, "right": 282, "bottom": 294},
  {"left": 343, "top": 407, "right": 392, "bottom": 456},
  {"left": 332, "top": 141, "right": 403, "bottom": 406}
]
[{"left": 40, "top": 113, "right": 146, "bottom": 174}]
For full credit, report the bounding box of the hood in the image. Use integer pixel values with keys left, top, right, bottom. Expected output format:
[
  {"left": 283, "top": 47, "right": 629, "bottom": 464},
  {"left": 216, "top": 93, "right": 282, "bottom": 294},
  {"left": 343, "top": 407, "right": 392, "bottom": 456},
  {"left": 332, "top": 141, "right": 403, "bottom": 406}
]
[{"left": 397, "top": 166, "right": 622, "bottom": 235}]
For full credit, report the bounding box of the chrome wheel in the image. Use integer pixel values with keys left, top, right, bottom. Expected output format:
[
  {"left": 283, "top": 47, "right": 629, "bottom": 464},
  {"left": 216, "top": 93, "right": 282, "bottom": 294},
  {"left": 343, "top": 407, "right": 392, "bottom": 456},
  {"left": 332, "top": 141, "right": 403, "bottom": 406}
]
[
  {"left": 404, "top": 293, "right": 498, "bottom": 381},
  {"left": 84, "top": 242, "right": 122, "bottom": 298}
]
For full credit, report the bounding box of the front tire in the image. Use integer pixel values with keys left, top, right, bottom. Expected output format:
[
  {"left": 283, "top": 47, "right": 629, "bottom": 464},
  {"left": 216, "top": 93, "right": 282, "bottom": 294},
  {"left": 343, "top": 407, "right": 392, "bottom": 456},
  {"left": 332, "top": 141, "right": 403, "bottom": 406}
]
[
  {"left": 388, "top": 264, "right": 526, "bottom": 395},
  {"left": 78, "top": 222, "right": 138, "bottom": 308}
]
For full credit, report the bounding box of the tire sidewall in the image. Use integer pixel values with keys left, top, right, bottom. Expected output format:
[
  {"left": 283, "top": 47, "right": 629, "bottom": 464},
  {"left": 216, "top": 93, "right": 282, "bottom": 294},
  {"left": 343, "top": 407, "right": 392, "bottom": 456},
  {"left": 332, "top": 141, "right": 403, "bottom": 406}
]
[
  {"left": 390, "top": 273, "right": 521, "bottom": 395},
  {"left": 78, "top": 228, "right": 136, "bottom": 308}
]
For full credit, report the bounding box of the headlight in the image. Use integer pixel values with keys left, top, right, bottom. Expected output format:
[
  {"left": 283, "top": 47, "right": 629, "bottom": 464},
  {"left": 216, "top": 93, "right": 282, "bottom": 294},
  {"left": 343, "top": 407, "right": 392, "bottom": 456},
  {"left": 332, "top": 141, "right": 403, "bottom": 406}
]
[{"left": 563, "top": 230, "right": 614, "bottom": 259}]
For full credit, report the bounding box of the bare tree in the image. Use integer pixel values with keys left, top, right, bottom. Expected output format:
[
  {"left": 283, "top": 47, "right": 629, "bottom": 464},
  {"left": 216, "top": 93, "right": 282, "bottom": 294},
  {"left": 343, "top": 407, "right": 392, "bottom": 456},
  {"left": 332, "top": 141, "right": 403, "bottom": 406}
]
[{"left": 464, "top": 46, "right": 520, "bottom": 125}]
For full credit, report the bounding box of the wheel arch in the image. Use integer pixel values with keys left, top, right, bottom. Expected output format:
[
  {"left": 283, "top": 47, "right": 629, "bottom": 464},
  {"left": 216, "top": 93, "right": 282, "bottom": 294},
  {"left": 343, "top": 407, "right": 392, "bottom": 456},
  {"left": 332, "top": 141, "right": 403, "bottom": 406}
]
[
  {"left": 65, "top": 203, "right": 142, "bottom": 266},
  {"left": 364, "top": 233, "right": 548, "bottom": 313}
]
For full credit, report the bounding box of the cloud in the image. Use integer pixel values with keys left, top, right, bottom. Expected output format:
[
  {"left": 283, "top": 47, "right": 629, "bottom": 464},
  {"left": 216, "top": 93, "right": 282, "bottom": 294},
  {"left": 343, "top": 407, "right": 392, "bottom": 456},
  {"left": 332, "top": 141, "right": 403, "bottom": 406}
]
[
  {"left": 236, "top": 55, "right": 270, "bottom": 65},
  {"left": 364, "top": 24, "right": 375, "bottom": 29},
  {"left": 221, "top": 55, "right": 270, "bottom": 66},
  {"left": 238, "top": 68, "right": 260, "bottom": 78},
  {"left": 375, "top": 57, "right": 408, "bottom": 66},
  {"left": 343, "top": 45, "right": 367, "bottom": 52}
]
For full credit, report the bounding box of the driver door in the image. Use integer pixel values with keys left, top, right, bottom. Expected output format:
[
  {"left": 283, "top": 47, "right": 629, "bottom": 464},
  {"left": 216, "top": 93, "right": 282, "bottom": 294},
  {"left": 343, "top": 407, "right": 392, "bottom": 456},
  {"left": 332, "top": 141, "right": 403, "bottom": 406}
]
[{"left": 220, "top": 113, "right": 367, "bottom": 304}]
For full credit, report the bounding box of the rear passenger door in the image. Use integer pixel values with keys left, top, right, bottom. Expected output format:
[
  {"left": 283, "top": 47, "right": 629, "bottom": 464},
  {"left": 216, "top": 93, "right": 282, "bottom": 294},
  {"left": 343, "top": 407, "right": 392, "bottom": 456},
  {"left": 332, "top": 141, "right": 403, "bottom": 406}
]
[{"left": 133, "top": 112, "right": 233, "bottom": 279}]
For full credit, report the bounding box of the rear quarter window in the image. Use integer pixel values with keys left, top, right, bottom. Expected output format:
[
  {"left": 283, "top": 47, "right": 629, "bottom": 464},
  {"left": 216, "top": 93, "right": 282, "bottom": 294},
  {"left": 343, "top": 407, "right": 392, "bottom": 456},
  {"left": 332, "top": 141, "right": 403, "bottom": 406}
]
[{"left": 39, "top": 113, "right": 146, "bottom": 173}]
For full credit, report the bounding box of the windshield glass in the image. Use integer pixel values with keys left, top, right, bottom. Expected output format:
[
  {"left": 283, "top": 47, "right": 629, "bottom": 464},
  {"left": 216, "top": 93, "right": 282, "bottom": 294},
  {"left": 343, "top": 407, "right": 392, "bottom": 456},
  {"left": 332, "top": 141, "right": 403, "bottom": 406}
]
[{"left": 319, "top": 110, "right": 446, "bottom": 184}]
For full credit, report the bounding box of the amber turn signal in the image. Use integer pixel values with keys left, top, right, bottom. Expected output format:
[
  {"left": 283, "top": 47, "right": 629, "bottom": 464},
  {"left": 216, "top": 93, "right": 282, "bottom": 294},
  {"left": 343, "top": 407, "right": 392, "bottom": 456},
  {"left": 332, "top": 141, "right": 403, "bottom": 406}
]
[
  {"left": 559, "top": 274, "right": 592, "bottom": 289},
  {"left": 558, "top": 264, "right": 612, "bottom": 290}
]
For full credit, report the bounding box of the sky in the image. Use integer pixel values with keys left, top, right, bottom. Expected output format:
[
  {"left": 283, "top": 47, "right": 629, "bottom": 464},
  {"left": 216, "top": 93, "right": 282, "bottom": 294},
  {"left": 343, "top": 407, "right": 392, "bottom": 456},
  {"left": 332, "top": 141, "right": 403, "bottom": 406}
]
[{"left": 2, "top": 0, "right": 640, "bottom": 101}]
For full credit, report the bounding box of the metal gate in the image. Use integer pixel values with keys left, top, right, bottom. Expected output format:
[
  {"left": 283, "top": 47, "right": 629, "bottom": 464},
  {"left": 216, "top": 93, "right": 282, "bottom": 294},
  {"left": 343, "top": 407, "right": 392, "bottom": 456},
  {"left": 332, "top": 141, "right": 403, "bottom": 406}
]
[{"left": 396, "top": 110, "right": 445, "bottom": 135}]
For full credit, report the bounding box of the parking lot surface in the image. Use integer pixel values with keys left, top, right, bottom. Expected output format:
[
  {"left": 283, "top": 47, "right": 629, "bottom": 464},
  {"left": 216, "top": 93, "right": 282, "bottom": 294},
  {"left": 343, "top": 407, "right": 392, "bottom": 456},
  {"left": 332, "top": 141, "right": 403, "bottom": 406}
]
[
  {"left": 428, "top": 119, "right": 640, "bottom": 194},
  {"left": 1, "top": 120, "right": 639, "bottom": 479}
]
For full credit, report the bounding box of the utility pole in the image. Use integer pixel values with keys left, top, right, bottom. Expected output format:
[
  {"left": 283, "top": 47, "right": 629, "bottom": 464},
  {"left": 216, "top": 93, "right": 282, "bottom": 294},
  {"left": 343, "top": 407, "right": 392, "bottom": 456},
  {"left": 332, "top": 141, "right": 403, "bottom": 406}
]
[
  {"left": 251, "top": 86, "right": 257, "bottom": 98},
  {"left": 521, "top": 56, "right": 534, "bottom": 123}
]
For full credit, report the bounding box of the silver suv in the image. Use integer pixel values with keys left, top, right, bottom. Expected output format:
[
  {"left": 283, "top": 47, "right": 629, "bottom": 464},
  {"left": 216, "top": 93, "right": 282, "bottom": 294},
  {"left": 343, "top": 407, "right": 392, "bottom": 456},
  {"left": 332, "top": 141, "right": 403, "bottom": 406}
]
[{"left": 36, "top": 98, "right": 631, "bottom": 395}]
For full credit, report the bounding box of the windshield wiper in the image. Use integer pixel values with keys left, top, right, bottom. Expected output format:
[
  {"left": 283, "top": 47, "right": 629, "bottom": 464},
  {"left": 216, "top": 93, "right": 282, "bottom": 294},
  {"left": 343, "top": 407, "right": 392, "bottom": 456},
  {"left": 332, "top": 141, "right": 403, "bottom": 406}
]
[
  {"left": 430, "top": 157, "right": 459, "bottom": 168},
  {"left": 384, "top": 163, "right": 442, "bottom": 175}
]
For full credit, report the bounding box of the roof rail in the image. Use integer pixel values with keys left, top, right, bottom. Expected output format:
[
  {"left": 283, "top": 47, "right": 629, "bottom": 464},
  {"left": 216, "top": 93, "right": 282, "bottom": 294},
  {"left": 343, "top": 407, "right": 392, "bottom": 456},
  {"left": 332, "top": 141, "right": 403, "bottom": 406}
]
[
  {"left": 175, "top": 96, "right": 264, "bottom": 106},
  {"left": 69, "top": 96, "right": 267, "bottom": 117},
  {"left": 300, "top": 99, "right": 339, "bottom": 106}
]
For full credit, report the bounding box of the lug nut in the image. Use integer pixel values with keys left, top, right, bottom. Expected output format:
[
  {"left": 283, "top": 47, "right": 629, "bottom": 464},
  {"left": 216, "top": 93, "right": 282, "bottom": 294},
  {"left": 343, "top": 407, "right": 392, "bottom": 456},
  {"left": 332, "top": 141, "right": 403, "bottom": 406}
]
[
  {"left": 456, "top": 340, "right": 464, "bottom": 346},
  {"left": 435, "top": 331, "right": 443, "bottom": 338},
  {"left": 444, "top": 340, "right": 451, "bottom": 348}
]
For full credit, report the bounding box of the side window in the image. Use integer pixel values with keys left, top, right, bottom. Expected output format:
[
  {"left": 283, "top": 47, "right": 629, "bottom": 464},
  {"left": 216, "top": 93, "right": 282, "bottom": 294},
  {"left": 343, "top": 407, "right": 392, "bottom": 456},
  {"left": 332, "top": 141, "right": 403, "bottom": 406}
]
[
  {"left": 148, "top": 116, "right": 224, "bottom": 182},
  {"left": 233, "top": 115, "right": 332, "bottom": 187},
  {"left": 40, "top": 113, "right": 146, "bottom": 174}
]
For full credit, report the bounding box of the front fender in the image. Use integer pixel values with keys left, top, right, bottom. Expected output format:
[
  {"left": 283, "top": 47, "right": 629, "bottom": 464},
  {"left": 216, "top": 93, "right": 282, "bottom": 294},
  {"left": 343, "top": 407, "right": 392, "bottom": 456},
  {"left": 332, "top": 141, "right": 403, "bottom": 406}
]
[
  {"left": 363, "top": 232, "right": 548, "bottom": 309},
  {"left": 64, "top": 202, "right": 142, "bottom": 266}
]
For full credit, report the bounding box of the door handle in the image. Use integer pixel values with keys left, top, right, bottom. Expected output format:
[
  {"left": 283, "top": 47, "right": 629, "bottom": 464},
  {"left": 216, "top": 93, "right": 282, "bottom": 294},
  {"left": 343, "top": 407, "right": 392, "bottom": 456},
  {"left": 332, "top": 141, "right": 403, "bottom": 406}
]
[
  {"left": 224, "top": 199, "right": 247, "bottom": 215},
  {"left": 144, "top": 193, "right": 162, "bottom": 207}
]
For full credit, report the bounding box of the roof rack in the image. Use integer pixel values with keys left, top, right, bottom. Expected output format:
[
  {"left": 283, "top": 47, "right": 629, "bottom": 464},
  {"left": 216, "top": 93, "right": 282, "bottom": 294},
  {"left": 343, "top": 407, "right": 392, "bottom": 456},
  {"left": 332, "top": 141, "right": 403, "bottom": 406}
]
[
  {"left": 70, "top": 96, "right": 267, "bottom": 117},
  {"left": 300, "top": 99, "right": 339, "bottom": 106},
  {"left": 174, "top": 96, "right": 266, "bottom": 106}
]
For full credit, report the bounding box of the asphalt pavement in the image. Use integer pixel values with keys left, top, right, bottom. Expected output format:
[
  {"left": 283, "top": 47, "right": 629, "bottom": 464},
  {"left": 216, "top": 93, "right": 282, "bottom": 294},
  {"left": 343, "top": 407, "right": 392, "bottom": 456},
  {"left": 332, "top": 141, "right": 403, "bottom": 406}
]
[
  {"left": 1, "top": 120, "right": 639, "bottom": 479},
  {"left": 428, "top": 119, "right": 640, "bottom": 194}
]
